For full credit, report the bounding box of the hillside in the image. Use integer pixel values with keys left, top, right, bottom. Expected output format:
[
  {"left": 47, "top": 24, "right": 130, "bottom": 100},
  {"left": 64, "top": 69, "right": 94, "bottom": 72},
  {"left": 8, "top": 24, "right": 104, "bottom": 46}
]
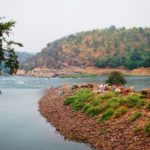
[
  {"left": 22, "top": 26, "right": 150, "bottom": 70},
  {"left": 16, "top": 51, "right": 35, "bottom": 64}
]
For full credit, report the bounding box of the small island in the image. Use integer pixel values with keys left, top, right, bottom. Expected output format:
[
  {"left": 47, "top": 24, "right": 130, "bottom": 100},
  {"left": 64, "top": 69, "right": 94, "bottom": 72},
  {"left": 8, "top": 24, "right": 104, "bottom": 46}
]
[{"left": 39, "top": 71, "right": 150, "bottom": 150}]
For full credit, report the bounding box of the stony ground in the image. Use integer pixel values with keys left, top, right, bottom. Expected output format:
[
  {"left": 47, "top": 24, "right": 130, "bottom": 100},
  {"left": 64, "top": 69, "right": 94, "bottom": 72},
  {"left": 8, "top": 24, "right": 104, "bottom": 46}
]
[{"left": 39, "top": 89, "right": 150, "bottom": 150}]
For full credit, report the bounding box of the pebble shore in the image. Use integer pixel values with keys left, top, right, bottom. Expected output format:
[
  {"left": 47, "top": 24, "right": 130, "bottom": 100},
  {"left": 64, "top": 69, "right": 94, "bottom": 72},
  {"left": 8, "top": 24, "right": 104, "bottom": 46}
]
[{"left": 39, "top": 88, "right": 150, "bottom": 150}]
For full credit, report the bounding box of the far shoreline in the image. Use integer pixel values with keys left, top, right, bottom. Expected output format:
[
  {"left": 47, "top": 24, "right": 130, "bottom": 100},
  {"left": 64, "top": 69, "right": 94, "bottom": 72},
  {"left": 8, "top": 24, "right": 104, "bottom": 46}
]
[{"left": 16, "top": 67, "right": 150, "bottom": 78}]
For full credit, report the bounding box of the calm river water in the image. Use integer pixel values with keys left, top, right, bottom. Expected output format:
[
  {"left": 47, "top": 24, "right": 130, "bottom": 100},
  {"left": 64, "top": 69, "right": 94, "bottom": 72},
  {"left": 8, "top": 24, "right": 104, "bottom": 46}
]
[{"left": 0, "top": 76, "right": 150, "bottom": 150}]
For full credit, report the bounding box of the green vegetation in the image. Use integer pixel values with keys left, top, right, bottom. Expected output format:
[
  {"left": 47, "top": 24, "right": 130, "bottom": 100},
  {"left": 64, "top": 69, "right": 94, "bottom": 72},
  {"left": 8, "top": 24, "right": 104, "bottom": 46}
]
[
  {"left": 95, "top": 49, "right": 150, "bottom": 69},
  {"left": 64, "top": 88, "right": 92, "bottom": 111},
  {"left": 97, "top": 108, "right": 114, "bottom": 122},
  {"left": 133, "top": 126, "right": 143, "bottom": 133},
  {"left": 0, "top": 17, "right": 23, "bottom": 74},
  {"left": 64, "top": 88, "right": 148, "bottom": 126},
  {"left": 146, "top": 103, "right": 150, "bottom": 111},
  {"left": 22, "top": 26, "right": 150, "bottom": 70},
  {"left": 144, "top": 122, "right": 150, "bottom": 136},
  {"left": 61, "top": 73, "right": 97, "bottom": 78},
  {"left": 126, "top": 94, "right": 145, "bottom": 108},
  {"left": 114, "top": 106, "right": 127, "bottom": 118},
  {"left": 128, "top": 111, "right": 142, "bottom": 122},
  {"left": 105, "top": 71, "right": 126, "bottom": 85}
]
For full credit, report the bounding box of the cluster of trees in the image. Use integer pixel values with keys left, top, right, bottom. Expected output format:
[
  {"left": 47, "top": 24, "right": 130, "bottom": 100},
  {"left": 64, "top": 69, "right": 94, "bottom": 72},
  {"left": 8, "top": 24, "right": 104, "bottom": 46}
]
[
  {"left": 22, "top": 25, "right": 150, "bottom": 70},
  {"left": 0, "top": 17, "right": 22, "bottom": 74},
  {"left": 95, "top": 49, "right": 150, "bottom": 69}
]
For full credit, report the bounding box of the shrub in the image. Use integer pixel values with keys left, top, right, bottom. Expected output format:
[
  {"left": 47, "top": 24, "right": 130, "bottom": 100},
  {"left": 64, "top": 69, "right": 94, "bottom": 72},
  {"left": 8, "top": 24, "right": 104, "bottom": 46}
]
[
  {"left": 71, "top": 99, "right": 84, "bottom": 111},
  {"left": 64, "top": 95, "right": 78, "bottom": 105},
  {"left": 64, "top": 88, "right": 92, "bottom": 111},
  {"left": 133, "top": 126, "right": 143, "bottom": 133},
  {"left": 105, "top": 71, "right": 126, "bottom": 85},
  {"left": 86, "top": 106, "right": 101, "bottom": 117},
  {"left": 83, "top": 104, "right": 91, "bottom": 112},
  {"left": 126, "top": 94, "right": 140, "bottom": 107},
  {"left": 91, "top": 99, "right": 100, "bottom": 106},
  {"left": 128, "top": 111, "right": 142, "bottom": 122},
  {"left": 75, "top": 88, "right": 92, "bottom": 101},
  {"left": 144, "top": 122, "right": 150, "bottom": 136},
  {"left": 136, "top": 99, "right": 145, "bottom": 108},
  {"left": 100, "top": 92, "right": 117, "bottom": 100},
  {"left": 114, "top": 107, "right": 127, "bottom": 118},
  {"left": 146, "top": 103, "right": 150, "bottom": 111},
  {"left": 108, "top": 98, "right": 120, "bottom": 109},
  {"left": 97, "top": 108, "right": 114, "bottom": 122},
  {"left": 117, "top": 97, "right": 127, "bottom": 105},
  {"left": 98, "top": 103, "right": 109, "bottom": 113},
  {"left": 126, "top": 94, "right": 145, "bottom": 108}
]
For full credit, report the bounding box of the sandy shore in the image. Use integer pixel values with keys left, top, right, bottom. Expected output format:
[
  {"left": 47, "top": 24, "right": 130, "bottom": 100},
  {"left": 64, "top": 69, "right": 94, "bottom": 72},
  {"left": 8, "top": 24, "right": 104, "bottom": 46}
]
[{"left": 39, "top": 88, "right": 150, "bottom": 150}]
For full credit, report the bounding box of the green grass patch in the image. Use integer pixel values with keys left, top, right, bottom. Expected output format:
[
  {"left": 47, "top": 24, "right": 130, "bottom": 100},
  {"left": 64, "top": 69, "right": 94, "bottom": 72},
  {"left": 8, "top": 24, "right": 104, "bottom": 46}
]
[
  {"left": 86, "top": 106, "right": 102, "bottom": 117},
  {"left": 100, "top": 92, "right": 118, "bottom": 100},
  {"left": 97, "top": 108, "right": 114, "bottom": 123},
  {"left": 126, "top": 94, "right": 145, "bottom": 108},
  {"left": 146, "top": 103, "right": 150, "bottom": 111},
  {"left": 64, "top": 88, "right": 92, "bottom": 111},
  {"left": 107, "top": 98, "right": 120, "bottom": 109},
  {"left": 128, "top": 111, "right": 142, "bottom": 122},
  {"left": 133, "top": 126, "right": 143, "bottom": 133},
  {"left": 64, "top": 87, "right": 147, "bottom": 124},
  {"left": 144, "top": 122, "right": 150, "bottom": 136},
  {"left": 114, "top": 106, "right": 128, "bottom": 118},
  {"left": 62, "top": 73, "right": 97, "bottom": 78}
]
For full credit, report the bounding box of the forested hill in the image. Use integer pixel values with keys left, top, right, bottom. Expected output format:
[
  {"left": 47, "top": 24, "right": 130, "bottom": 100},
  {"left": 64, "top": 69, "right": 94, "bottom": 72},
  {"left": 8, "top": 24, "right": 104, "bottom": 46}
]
[{"left": 22, "top": 26, "right": 150, "bottom": 70}]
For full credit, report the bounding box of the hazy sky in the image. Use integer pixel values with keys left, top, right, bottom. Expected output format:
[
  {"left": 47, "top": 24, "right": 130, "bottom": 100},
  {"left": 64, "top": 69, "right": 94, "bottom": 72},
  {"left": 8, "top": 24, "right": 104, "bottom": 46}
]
[{"left": 1, "top": 0, "right": 150, "bottom": 52}]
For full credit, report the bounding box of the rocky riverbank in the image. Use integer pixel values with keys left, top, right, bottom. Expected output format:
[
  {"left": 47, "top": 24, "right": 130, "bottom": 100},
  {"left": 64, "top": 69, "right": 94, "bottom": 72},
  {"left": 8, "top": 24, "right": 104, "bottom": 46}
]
[
  {"left": 39, "top": 86, "right": 150, "bottom": 150},
  {"left": 17, "top": 67, "right": 150, "bottom": 78}
]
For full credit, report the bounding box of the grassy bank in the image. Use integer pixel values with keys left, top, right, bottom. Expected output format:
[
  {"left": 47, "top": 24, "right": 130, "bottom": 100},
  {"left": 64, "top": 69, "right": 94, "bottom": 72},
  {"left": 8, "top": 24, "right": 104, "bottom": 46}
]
[
  {"left": 61, "top": 73, "right": 98, "bottom": 78},
  {"left": 64, "top": 88, "right": 150, "bottom": 136}
]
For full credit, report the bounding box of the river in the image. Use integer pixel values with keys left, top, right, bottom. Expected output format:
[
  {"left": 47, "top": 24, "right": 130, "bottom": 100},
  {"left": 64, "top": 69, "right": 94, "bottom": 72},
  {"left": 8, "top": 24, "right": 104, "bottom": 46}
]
[{"left": 0, "top": 76, "right": 150, "bottom": 150}]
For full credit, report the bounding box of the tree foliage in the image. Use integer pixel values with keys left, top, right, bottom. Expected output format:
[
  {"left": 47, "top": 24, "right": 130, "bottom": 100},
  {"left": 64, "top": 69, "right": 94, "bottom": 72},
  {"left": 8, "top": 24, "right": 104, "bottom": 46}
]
[
  {"left": 105, "top": 71, "right": 126, "bottom": 85},
  {"left": 22, "top": 26, "right": 150, "bottom": 70},
  {"left": 0, "top": 17, "right": 23, "bottom": 74}
]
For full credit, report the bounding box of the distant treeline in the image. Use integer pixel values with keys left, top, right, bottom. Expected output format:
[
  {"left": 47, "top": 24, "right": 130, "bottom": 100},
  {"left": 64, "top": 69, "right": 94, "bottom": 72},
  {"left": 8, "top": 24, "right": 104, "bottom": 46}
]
[{"left": 95, "top": 48, "right": 150, "bottom": 69}]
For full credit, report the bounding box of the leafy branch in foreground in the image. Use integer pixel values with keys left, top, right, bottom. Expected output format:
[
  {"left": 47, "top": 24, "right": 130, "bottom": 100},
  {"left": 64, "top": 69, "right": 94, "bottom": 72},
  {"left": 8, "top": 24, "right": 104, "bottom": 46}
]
[{"left": 0, "top": 17, "right": 23, "bottom": 74}]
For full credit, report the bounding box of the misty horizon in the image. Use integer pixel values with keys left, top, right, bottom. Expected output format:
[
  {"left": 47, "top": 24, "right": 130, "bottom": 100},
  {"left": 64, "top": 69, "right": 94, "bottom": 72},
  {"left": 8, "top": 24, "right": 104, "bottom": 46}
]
[{"left": 1, "top": 0, "right": 150, "bottom": 52}]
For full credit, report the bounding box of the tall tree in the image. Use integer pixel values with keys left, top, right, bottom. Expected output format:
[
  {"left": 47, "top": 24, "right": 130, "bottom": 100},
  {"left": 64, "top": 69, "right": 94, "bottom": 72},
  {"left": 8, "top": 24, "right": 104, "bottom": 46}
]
[{"left": 0, "top": 17, "right": 23, "bottom": 74}]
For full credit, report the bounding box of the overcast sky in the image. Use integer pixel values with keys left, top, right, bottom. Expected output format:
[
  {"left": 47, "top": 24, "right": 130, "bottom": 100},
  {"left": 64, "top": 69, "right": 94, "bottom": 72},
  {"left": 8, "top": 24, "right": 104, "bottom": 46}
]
[{"left": 1, "top": 0, "right": 150, "bottom": 52}]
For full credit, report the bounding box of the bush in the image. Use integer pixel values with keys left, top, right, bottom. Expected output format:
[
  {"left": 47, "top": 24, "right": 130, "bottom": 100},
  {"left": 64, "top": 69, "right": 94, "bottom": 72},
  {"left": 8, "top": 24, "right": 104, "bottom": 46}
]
[
  {"left": 126, "top": 94, "right": 145, "bottom": 108},
  {"left": 71, "top": 99, "right": 84, "bottom": 111},
  {"left": 108, "top": 98, "right": 120, "bottom": 109},
  {"left": 83, "top": 104, "right": 91, "bottom": 112},
  {"left": 133, "top": 126, "right": 143, "bottom": 133},
  {"left": 114, "top": 107, "right": 128, "bottom": 118},
  {"left": 100, "top": 92, "right": 117, "bottom": 100},
  {"left": 97, "top": 108, "right": 114, "bottom": 122},
  {"left": 128, "top": 111, "right": 142, "bottom": 122},
  {"left": 75, "top": 88, "right": 92, "bottom": 101},
  {"left": 91, "top": 99, "right": 100, "bottom": 106},
  {"left": 98, "top": 103, "right": 109, "bottom": 112},
  {"left": 126, "top": 94, "right": 140, "bottom": 107},
  {"left": 64, "top": 95, "right": 78, "bottom": 105},
  {"left": 117, "top": 97, "right": 128, "bottom": 105},
  {"left": 146, "top": 103, "right": 150, "bottom": 111},
  {"left": 136, "top": 99, "right": 145, "bottom": 108},
  {"left": 86, "top": 106, "right": 101, "bottom": 117},
  {"left": 144, "top": 122, "right": 150, "bottom": 136},
  {"left": 64, "top": 88, "right": 92, "bottom": 111},
  {"left": 105, "top": 71, "right": 126, "bottom": 85}
]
